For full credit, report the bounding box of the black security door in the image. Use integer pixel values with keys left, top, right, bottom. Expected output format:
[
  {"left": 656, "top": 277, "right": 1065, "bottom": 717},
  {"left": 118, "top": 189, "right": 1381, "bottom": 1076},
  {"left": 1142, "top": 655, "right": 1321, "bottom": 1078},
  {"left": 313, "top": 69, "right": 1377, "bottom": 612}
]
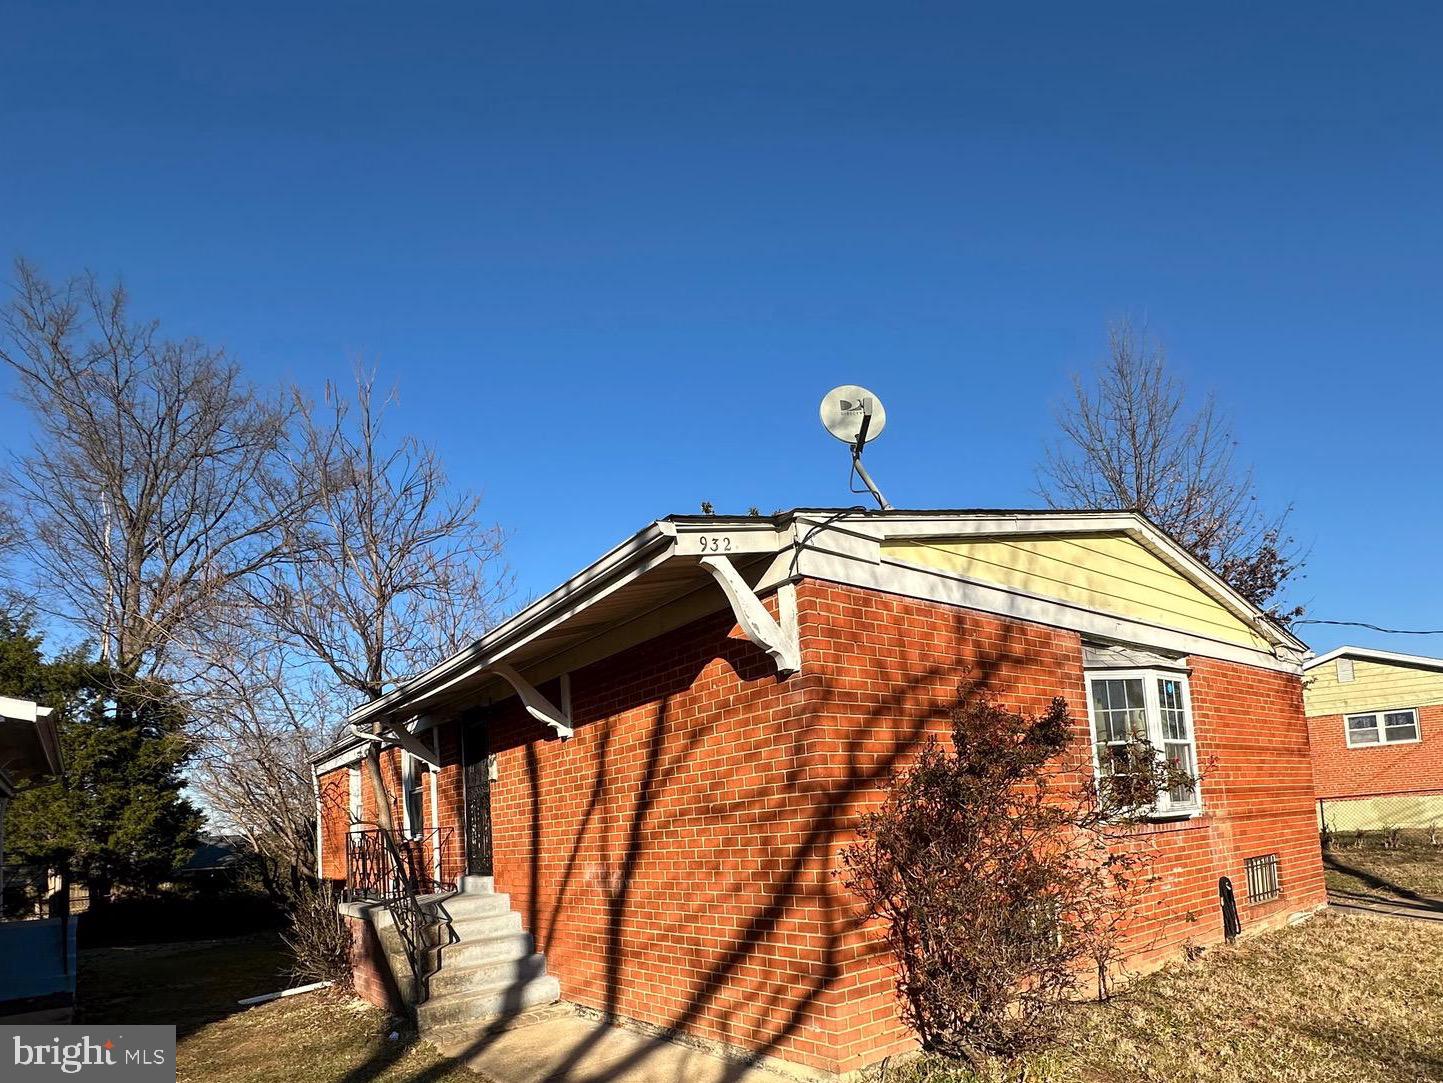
[{"left": 462, "top": 718, "right": 493, "bottom": 877}]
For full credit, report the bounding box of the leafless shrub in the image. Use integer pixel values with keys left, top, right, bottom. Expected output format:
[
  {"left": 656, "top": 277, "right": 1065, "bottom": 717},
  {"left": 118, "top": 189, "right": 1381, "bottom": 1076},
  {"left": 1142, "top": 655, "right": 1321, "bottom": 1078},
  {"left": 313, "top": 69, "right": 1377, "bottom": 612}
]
[
  {"left": 283, "top": 878, "right": 353, "bottom": 989},
  {"left": 842, "top": 683, "right": 1194, "bottom": 1064}
]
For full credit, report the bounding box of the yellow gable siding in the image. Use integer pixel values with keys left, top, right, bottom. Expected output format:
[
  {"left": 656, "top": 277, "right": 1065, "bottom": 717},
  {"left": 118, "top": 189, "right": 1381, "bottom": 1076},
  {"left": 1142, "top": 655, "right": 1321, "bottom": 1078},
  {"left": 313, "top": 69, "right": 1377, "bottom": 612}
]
[
  {"left": 1304, "top": 658, "right": 1443, "bottom": 716},
  {"left": 881, "top": 532, "right": 1270, "bottom": 649}
]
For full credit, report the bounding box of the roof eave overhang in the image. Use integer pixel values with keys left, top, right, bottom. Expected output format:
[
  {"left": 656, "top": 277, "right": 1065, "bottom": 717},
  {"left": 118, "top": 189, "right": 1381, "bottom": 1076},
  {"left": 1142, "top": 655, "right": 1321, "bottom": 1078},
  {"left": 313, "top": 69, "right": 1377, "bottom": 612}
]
[
  {"left": 340, "top": 520, "right": 680, "bottom": 738},
  {"left": 1303, "top": 645, "right": 1443, "bottom": 673},
  {"left": 314, "top": 507, "right": 1305, "bottom": 767}
]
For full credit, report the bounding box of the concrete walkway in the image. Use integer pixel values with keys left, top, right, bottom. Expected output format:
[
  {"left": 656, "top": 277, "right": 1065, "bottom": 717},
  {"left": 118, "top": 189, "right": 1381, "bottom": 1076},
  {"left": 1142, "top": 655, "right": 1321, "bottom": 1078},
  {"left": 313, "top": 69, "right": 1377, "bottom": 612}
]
[
  {"left": 1329, "top": 895, "right": 1443, "bottom": 923},
  {"left": 427, "top": 1009, "right": 794, "bottom": 1083}
]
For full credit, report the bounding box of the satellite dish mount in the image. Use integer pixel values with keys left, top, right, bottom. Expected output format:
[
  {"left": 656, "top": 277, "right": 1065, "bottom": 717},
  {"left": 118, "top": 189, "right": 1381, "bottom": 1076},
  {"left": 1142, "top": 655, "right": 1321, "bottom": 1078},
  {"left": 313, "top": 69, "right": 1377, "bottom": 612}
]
[{"left": 819, "top": 385, "right": 893, "bottom": 511}]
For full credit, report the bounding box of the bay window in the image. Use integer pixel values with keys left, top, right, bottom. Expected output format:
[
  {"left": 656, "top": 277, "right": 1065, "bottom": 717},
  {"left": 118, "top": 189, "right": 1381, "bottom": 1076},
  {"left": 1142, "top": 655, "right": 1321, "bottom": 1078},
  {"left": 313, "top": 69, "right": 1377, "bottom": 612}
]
[{"left": 1086, "top": 668, "right": 1200, "bottom": 816}]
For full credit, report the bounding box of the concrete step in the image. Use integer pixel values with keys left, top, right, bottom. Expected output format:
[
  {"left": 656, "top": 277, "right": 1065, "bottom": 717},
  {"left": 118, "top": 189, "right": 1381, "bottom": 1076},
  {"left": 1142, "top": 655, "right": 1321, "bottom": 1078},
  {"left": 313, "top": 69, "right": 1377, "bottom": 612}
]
[
  {"left": 459, "top": 875, "right": 494, "bottom": 894},
  {"left": 427, "top": 952, "right": 548, "bottom": 998},
  {"left": 424, "top": 931, "right": 534, "bottom": 971},
  {"left": 442, "top": 909, "right": 524, "bottom": 941},
  {"left": 418, "top": 974, "right": 562, "bottom": 1031},
  {"left": 431, "top": 892, "right": 512, "bottom": 921}
]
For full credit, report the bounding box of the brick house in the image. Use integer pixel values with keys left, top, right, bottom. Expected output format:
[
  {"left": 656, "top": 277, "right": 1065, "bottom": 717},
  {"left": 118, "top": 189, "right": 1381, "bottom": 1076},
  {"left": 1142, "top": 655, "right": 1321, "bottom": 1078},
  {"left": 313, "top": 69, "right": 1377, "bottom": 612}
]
[
  {"left": 312, "top": 508, "right": 1327, "bottom": 1078},
  {"left": 1303, "top": 646, "right": 1443, "bottom": 830}
]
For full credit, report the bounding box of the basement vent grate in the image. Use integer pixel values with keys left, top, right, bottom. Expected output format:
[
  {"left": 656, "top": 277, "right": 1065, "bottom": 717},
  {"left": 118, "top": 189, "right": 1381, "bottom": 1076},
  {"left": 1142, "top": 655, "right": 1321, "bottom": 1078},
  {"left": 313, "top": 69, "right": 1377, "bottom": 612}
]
[{"left": 1244, "top": 853, "right": 1281, "bottom": 903}]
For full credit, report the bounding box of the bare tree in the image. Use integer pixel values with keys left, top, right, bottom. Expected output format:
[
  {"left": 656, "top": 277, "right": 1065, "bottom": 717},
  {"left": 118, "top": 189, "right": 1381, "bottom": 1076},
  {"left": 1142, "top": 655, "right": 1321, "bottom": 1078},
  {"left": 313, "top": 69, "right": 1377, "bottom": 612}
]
[
  {"left": 1039, "top": 318, "right": 1302, "bottom": 622},
  {"left": 247, "top": 370, "right": 510, "bottom": 837},
  {"left": 189, "top": 638, "right": 344, "bottom": 893},
  {"left": 0, "top": 260, "right": 307, "bottom": 688}
]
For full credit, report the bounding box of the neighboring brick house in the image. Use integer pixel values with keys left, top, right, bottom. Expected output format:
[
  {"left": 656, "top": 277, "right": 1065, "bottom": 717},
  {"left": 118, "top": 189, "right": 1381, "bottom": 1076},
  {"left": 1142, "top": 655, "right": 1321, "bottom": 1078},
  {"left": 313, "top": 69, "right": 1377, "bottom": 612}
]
[
  {"left": 312, "top": 508, "right": 1327, "bottom": 1078},
  {"left": 1303, "top": 646, "right": 1443, "bottom": 830}
]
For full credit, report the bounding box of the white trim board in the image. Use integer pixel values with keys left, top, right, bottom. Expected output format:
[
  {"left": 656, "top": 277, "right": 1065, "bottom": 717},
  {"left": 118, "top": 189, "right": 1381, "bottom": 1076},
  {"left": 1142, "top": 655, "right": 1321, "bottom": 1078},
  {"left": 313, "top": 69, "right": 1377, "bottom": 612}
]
[{"left": 1304, "top": 645, "right": 1443, "bottom": 673}]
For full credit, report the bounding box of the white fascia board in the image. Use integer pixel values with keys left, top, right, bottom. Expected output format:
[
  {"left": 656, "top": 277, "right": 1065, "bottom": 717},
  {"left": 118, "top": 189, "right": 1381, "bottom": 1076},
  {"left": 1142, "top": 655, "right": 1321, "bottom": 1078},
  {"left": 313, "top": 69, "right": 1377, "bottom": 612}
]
[
  {"left": 314, "top": 743, "right": 368, "bottom": 776},
  {"left": 669, "top": 519, "right": 791, "bottom": 557},
  {"left": 0, "top": 696, "right": 40, "bottom": 723},
  {"left": 873, "top": 511, "right": 1138, "bottom": 538},
  {"left": 1303, "top": 645, "right": 1443, "bottom": 672},
  {"left": 344, "top": 522, "right": 677, "bottom": 732}
]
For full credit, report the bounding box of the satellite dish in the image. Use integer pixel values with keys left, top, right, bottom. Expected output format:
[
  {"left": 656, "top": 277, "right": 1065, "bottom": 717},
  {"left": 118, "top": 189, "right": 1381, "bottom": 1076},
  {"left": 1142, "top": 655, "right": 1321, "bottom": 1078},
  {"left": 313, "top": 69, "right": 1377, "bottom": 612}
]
[
  {"left": 819, "top": 385, "right": 893, "bottom": 511},
  {"left": 819, "top": 385, "right": 887, "bottom": 446}
]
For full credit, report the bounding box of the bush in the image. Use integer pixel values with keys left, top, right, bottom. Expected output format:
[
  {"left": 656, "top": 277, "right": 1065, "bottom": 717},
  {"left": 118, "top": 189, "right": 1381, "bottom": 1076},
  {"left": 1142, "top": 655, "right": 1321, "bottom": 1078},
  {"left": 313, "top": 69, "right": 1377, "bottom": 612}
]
[
  {"left": 283, "top": 879, "right": 353, "bottom": 989},
  {"left": 842, "top": 683, "right": 1187, "bottom": 1065}
]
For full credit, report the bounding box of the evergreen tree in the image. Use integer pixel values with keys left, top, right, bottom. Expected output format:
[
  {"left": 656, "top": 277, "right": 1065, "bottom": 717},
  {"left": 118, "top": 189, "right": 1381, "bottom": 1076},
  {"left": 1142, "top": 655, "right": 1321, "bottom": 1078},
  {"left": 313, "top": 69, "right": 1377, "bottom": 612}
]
[{"left": 0, "top": 614, "right": 201, "bottom": 898}]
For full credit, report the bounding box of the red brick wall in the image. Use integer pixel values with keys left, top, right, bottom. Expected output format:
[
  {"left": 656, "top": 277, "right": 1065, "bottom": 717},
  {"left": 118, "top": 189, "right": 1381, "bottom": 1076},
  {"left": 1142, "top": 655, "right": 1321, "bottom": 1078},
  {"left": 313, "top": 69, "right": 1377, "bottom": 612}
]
[
  {"left": 800, "top": 584, "right": 1327, "bottom": 1072},
  {"left": 318, "top": 736, "right": 464, "bottom": 887},
  {"left": 344, "top": 912, "right": 405, "bottom": 1012},
  {"left": 318, "top": 769, "right": 351, "bottom": 882},
  {"left": 483, "top": 600, "right": 833, "bottom": 1069},
  {"left": 316, "top": 578, "right": 1326, "bottom": 1075},
  {"left": 1306, "top": 705, "right": 1443, "bottom": 799}
]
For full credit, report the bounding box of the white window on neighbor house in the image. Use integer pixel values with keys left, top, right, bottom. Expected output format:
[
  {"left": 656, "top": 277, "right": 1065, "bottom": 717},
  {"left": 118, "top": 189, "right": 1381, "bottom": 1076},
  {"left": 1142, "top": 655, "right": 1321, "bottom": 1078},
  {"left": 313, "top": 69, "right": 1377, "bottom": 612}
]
[
  {"left": 1086, "top": 669, "right": 1201, "bottom": 816},
  {"left": 1345, "top": 708, "right": 1420, "bottom": 748},
  {"left": 401, "top": 752, "right": 425, "bottom": 839},
  {"left": 348, "top": 765, "right": 364, "bottom": 832},
  {"left": 1336, "top": 657, "right": 1355, "bottom": 683}
]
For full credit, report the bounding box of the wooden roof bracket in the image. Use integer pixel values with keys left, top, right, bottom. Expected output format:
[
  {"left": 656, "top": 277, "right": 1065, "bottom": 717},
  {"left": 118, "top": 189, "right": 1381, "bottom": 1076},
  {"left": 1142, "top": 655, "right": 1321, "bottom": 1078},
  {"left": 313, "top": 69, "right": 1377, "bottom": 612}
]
[
  {"left": 486, "top": 662, "right": 574, "bottom": 740},
  {"left": 699, "top": 554, "right": 800, "bottom": 677},
  {"left": 349, "top": 718, "right": 443, "bottom": 768}
]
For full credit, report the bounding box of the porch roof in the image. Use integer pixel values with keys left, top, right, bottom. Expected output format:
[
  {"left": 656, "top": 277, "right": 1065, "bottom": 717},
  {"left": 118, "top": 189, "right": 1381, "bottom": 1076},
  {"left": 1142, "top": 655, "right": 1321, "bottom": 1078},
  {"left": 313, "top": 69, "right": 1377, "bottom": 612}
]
[
  {"left": 0, "top": 697, "right": 62, "bottom": 799},
  {"left": 312, "top": 507, "right": 1307, "bottom": 770}
]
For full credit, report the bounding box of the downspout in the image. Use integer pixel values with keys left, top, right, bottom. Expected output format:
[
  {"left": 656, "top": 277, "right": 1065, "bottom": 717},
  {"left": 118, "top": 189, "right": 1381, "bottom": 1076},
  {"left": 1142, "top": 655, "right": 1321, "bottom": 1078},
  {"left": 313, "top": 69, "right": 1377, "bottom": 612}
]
[{"left": 312, "top": 765, "right": 323, "bottom": 880}]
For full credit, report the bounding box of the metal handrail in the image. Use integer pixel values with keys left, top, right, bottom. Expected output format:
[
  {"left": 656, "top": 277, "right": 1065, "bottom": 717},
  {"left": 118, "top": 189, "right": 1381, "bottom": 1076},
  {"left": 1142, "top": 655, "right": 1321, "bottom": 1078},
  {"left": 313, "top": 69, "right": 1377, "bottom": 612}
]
[{"left": 344, "top": 826, "right": 457, "bottom": 1007}]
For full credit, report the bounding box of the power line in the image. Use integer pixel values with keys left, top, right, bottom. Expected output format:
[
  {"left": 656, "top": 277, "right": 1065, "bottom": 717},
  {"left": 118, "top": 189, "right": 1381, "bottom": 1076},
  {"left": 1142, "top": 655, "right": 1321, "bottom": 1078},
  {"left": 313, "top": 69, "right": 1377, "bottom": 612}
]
[{"left": 1294, "top": 619, "right": 1443, "bottom": 636}]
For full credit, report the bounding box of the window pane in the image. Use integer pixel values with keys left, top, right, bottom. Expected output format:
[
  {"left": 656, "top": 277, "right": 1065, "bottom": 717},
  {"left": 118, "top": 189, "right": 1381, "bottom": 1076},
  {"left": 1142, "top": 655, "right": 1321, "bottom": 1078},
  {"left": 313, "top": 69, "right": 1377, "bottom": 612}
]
[
  {"left": 1165, "top": 742, "right": 1196, "bottom": 804},
  {"left": 1091, "top": 678, "right": 1147, "bottom": 743},
  {"left": 1384, "top": 711, "right": 1419, "bottom": 742},
  {"left": 1347, "top": 715, "right": 1380, "bottom": 744},
  {"left": 1096, "top": 742, "right": 1132, "bottom": 777},
  {"left": 1157, "top": 678, "right": 1190, "bottom": 741}
]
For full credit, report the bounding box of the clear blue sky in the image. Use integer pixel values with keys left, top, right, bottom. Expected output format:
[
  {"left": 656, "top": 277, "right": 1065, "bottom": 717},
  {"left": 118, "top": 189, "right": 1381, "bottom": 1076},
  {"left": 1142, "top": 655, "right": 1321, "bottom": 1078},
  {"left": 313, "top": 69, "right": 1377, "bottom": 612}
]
[{"left": 1, "top": 3, "right": 1440, "bottom": 655}]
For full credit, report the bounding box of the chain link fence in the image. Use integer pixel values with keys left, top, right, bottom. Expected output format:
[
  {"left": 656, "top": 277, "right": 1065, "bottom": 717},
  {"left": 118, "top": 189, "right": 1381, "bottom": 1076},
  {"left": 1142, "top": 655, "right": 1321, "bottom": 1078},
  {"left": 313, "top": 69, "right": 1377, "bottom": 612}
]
[{"left": 1318, "top": 794, "right": 1443, "bottom": 849}]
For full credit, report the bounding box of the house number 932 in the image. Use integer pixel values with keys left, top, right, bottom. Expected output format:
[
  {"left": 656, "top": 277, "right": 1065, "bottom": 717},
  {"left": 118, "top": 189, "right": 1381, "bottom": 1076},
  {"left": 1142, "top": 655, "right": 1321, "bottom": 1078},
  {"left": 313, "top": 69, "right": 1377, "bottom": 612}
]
[{"left": 697, "top": 536, "right": 733, "bottom": 553}]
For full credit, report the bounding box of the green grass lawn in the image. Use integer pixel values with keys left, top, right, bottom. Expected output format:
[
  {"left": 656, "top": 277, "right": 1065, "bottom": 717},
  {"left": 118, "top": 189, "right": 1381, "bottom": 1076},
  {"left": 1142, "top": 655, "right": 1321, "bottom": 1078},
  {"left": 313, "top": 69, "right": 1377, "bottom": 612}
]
[
  {"left": 79, "top": 913, "right": 1443, "bottom": 1083},
  {"left": 176, "top": 990, "right": 479, "bottom": 1083},
  {"left": 78, "top": 932, "right": 480, "bottom": 1083}
]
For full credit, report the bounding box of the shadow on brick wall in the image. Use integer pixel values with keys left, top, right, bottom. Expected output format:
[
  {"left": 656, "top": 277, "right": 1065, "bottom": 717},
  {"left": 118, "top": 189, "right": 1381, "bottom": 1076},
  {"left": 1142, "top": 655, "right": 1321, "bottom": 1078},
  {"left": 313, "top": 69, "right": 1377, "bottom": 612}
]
[{"left": 330, "top": 597, "right": 1049, "bottom": 1082}]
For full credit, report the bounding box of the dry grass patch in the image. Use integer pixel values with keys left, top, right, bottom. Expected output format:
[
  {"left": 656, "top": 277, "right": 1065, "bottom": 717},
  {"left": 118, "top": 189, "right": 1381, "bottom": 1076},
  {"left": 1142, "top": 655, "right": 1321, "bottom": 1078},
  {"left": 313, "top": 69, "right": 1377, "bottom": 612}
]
[
  {"left": 1324, "top": 839, "right": 1443, "bottom": 904},
  {"left": 177, "top": 990, "right": 479, "bottom": 1083},
  {"left": 78, "top": 932, "right": 292, "bottom": 1035},
  {"left": 889, "top": 912, "right": 1443, "bottom": 1083}
]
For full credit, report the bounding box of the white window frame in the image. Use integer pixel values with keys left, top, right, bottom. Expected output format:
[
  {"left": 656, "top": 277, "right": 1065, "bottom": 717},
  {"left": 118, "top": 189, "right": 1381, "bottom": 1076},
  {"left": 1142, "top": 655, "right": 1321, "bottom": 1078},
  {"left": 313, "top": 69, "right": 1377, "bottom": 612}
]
[
  {"left": 347, "top": 765, "right": 364, "bottom": 833},
  {"left": 400, "top": 751, "right": 425, "bottom": 839},
  {"left": 1084, "top": 667, "right": 1202, "bottom": 817},
  {"left": 1344, "top": 708, "right": 1421, "bottom": 749}
]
